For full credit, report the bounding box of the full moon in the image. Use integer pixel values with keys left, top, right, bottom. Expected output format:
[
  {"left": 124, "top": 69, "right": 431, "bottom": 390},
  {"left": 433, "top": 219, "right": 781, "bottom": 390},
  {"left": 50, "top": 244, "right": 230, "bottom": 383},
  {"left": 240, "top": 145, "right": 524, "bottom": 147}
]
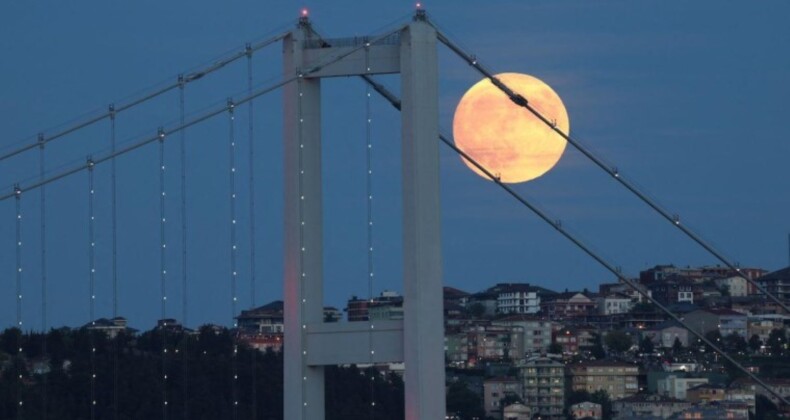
[{"left": 452, "top": 73, "right": 570, "bottom": 183}]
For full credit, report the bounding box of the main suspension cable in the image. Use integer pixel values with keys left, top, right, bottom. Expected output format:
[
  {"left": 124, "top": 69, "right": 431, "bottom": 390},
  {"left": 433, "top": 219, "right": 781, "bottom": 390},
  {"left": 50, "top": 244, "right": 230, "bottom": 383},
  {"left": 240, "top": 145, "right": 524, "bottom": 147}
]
[
  {"left": 360, "top": 74, "right": 790, "bottom": 406},
  {"left": 0, "top": 31, "right": 289, "bottom": 163},
  {"left": 431, "top": 25, "right": 790, "bottom": 315},
  {"left": 0, "top": 25, "right": 406, "bottom": 203}
]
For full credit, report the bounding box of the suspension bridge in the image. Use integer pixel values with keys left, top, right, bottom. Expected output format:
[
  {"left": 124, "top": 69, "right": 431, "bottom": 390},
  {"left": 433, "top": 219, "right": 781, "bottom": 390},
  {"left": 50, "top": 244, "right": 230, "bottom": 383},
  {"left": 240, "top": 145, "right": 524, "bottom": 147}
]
[{"left": 1, "top": 8, "right": 788, "bottom": 420}]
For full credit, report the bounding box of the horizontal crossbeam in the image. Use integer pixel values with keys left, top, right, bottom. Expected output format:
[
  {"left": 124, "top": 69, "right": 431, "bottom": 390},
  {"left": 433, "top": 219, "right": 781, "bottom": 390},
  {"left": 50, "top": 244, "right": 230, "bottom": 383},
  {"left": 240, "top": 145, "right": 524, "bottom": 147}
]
[{"left": 306, "top": 320, "right": 404, "bottom": 366}]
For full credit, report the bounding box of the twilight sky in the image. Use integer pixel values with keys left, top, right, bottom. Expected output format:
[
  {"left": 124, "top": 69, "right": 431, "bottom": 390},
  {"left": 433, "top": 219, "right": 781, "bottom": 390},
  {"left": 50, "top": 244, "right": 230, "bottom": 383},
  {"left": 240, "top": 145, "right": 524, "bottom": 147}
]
[{"left": 1, "top": 1, "right": 788, "bottom": 330}]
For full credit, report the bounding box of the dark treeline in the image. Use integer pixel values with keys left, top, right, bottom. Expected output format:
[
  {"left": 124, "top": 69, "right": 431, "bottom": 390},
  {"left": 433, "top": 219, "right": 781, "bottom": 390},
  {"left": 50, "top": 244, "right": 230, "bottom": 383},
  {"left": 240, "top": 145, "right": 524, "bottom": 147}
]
[{"left": 0, "top": 327, "right": 404, "bottom": 419}]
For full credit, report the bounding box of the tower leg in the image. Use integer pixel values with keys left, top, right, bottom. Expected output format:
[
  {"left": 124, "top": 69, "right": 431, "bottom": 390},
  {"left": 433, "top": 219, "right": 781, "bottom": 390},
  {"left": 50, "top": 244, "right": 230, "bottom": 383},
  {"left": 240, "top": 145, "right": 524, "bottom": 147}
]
[
  {"left": 400, "top": 20, "right": 446, "bottom": 420},
  {"left": 283, "top": 27, "right": 325, "bottom": 420}
]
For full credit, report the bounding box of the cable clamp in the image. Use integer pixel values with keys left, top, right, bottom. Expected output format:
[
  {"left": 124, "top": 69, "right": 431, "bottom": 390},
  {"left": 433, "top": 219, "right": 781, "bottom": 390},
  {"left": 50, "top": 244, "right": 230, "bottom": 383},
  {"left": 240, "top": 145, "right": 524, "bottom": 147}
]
[
  {"left": 245, "top": 43, "right": 253, "bottom": 57},
  {"left": 510, "top": 94, "right": 528, "bottom": 107},
  {"left": 177, "top": 74, "right": 185, "bottom": 88},
  {"left": 87, "top": 156, "right": 95, "bottom": 168},
  {"left": 158, "top": 127, "right": 166, "bottom": 141},
  {"left": 37, "top": 133, "right": 45, "bottom": 149},
  {"left": 13, "top": 185, "right": 22, "bottom": 196},
  {"left": 227, "top": 98, "right": 235, "bottom": 111},
  {"left": 108, "top": 104, "right": 116, "bottom": 120}
]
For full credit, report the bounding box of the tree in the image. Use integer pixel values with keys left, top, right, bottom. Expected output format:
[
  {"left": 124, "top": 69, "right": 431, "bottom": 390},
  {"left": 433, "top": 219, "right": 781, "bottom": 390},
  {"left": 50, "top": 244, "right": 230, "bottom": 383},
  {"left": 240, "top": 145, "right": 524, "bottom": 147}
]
[
  {"left": 756, "top": 394, "right": 780, "bottom": 420},
  {"left": 589, "top": 390, "right": 613, "bottom": 420},
  {"left": 723, "top": 333, "right": 747, "bottom": 354},
  {"left": 672, "top": 337, "right": 684, "bottom": 355},
  {"left": 466, "top": 303, "right": 486, "bottom": 319},
  {"left": 446, "top": 381, "right": 485, "bottom": 420},
  {"left": 604, "top": 330, "right": 633, "bottom": 354},
  {"left": 748, "top": 334, "right": 762, "bottom": 353},
  {"left": 703, "top": 330, "right": 723, "bottom": 351},
  {"left": 588, "top": 334, "right": 606, "bottom": 359},
  {"left": 767, "top": 329, "right": 787, "bottom": 356},
  {"left": 638, "top": 336, "right": 654, "bottom": 354},
  {"left": 548, "top": 342, "right": 563, "bottom": 354}
]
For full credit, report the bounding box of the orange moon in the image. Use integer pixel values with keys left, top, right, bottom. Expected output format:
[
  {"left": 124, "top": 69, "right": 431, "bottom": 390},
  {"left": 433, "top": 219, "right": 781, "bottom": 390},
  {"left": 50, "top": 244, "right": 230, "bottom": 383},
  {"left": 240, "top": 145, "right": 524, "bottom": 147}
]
[{"left": 452, "top": 73, "right": 570, "bottom": 183}]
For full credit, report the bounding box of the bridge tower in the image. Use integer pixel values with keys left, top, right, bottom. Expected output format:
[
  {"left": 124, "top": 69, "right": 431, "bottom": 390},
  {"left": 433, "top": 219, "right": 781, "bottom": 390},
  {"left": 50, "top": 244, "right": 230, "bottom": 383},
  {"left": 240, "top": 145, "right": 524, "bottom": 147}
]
[{"left": 282, "top": 11, "right": 445, "bottom": 420}]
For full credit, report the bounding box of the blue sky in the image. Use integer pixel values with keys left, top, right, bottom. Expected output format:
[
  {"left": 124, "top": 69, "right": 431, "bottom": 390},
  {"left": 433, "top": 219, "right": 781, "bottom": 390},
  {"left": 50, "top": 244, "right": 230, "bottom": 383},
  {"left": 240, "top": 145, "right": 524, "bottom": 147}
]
[{"left": 1, "top": 1, "right": 788, "bottom": 330}]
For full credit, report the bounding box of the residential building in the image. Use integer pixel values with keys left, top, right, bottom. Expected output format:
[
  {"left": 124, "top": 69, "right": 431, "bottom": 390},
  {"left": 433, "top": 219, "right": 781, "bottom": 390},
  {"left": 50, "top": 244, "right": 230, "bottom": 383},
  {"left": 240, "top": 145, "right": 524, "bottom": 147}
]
[
  {"left": 568, "top": 360, "right": 640, "bottom": 400},
  {"left": 725, "top": 385, "right": 756, "bottom": 415},
  {"left": 747, "top": 316, "right": 787, "bottom": 344},
  {"left": 467, "top": 291, "right": 499, "bottom": 317},
  {"left": 554, "top": 327, "right": 579, "bottom": 355},
  {"left": 445, "top": 322, "right": 523, "bottom": 366},
  {"left": 240, "top": 333, "right": 283, "bottom": 353},
  {"left": 517, "top": 356, "right": 565, "bottom": 419},
  {"left": 683, "top": 308, "right": 748, "bottom": 337},
  {"left": 640, "top": 265, "right": 683, "bottom": 283},
  {"left": 645, "top": 275, "right": 694, "bottom": 305},
  {"left": 444, "top": 329, "right": 468, "bottom": 367},
  {"left": 486, "top": 283, "right": 556, "bottom": 315},
  {"left": 156, "top": 318, "right": 187, "bottom": 332},
  {"left": 701, "top": 265, "right": 766, "bottom": 282},
  {"left": 612, "top": 394, "right": 690, "bottom": 419},
  {"left": 483, "top": 377, "right": 522, "bottom": 420},
  {"left": 236, "top": 300, "right": 284, "bottom": 333},
  {"left": 656, "top": 374, "right": 708, "bottom": 400},
  {"left": 714, "top": 276, "right": 749, "bottom": 297},
  {"left": 686, "top": 383, "right": 727, "bottom": 404},
  {"left": 503, "top": 403, "right": 531, "bottom": 420},
  {"left": 493, "top": 315, "right": 554, "bottom": 355},
  {"left": 495, "top": 283, "right": 541, "bottom": 314},
  {"left": 540, "top": 292, "right": 595, "bottom": 318},
  {"left": 444, "top": 286, "right": 471, "bottom": 307},
  {"left": 83, "top": 316, "right": 136, "bottom": 338},
  {"left": 570, "top": 401, "right": 602, "bottom": 420},
  {"left": 596, "top": 293, "right": 633, "bottom": 315},
  {"left": 470, "top": 324, "right": 523, "bottom": 363},
  {"left": 755, "top": 266, "right": 790, "bottom": 302},
  {"left": 323, "top": 306, "right": 342, "bottom": 322},
  {"left": 674, "top": 405, "right": 747, "bottom": 420},
  {"left": 600, "top": 280, "right": 651, "bottom": 303},
  {"left": 730, "top": 378, "right": 790, "bottom": 407},
  {"left": 345, "top": 290, "right": 402, "bottom": 321},
  {"left": 641, "top": 320, "right": 689, "bottom": 348},
  {"left": 368, "top": 301, "right": 403, "bottom": 321}
]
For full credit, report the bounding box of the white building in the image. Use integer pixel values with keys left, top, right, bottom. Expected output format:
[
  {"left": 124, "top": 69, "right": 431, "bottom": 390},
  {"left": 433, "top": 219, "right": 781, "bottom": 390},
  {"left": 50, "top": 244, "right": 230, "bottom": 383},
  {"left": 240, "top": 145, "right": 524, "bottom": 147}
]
[
  {"left": 657, "top": 375, "right": 709, "bottom": 400},
  {"left": 496, "top": 284, "right": 541, "bottom": 314},
  {"left": 596, "top": 293, "right": 633, "bottom": 315}
]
